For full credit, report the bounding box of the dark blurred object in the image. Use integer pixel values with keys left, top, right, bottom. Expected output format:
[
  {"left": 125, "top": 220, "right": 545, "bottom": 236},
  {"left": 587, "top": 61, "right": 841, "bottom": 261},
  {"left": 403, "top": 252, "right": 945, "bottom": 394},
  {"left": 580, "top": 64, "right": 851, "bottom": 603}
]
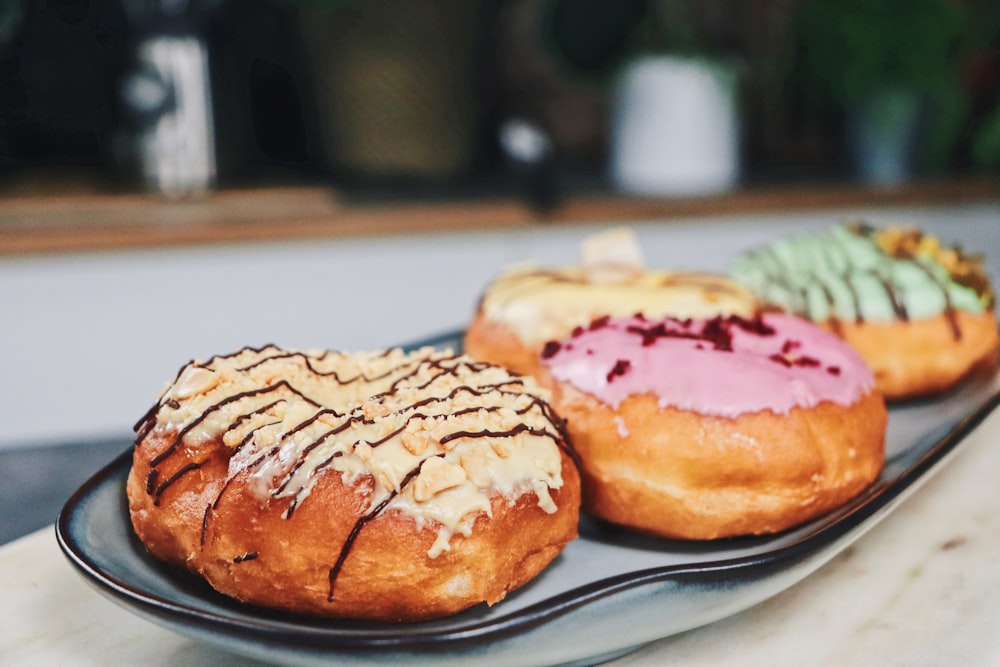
[
  {"left": 788, "top": 0, "right": 1000, "bottom": 182},
  {"left": 208, "top": 0, "right": 320, "bottom": 185},
  {"left": 965, "top": 45, "right": 1000, "bottom": 170},
  {"left": 494, "top": 0, "right": 613, "bottom": 167},
  {"left": 294, "top": 0, "right": 484, "bottom": 183},
  {"left": 545, "top": 0, "right": 646, "bottom": 76},
  {"left": 0, "top": 0, "right": 322, "bottom": 189},
  {"left": 1, "top": 0, "right": 994, "bottom": 197},
  {"left": 0, "top": 0, "right": 127, "bottom": 175},
  {"left": 959, "top": 0, "right": 1000, "bottom": 171},
  {"left": 498, "top": 115, "right": 558, "bottom": 212}
]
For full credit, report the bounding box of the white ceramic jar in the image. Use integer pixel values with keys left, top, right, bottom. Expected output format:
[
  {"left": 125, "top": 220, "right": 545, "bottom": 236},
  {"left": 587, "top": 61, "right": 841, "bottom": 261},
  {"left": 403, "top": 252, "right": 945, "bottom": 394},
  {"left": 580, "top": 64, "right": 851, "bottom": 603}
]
[{"left": 610, "top": 55, "right": 740, "bottom": 197}]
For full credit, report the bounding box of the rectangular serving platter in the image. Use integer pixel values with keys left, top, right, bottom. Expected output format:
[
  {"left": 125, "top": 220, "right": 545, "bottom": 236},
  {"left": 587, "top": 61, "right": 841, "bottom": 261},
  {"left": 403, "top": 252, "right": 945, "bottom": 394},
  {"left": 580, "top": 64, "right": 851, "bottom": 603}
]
[{"left": 57, "top": 329, "right": 1000, "bottom": 667}]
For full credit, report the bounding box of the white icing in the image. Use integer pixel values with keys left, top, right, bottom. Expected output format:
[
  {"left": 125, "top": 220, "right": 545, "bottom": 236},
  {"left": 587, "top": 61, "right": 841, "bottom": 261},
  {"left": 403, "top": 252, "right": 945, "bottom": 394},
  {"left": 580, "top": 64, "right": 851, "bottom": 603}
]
[{"left": 150, "top": 345, "right": 568, "bottom": 558}]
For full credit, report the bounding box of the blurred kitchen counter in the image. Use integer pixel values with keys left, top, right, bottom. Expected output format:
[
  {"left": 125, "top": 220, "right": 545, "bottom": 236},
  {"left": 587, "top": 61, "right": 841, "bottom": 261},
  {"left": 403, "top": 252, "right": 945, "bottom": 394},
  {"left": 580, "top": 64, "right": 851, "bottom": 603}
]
[{"left": 1, "top": 179, "right": 998, "bottom": 255}]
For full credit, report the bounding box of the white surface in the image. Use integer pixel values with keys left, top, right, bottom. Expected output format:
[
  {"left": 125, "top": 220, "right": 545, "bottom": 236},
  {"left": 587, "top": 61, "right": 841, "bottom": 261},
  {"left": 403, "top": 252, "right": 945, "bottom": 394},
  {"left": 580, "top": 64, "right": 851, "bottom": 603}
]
[
  {"left": 3, "top": 406, "right": 999, "bottom": 666},
  {"left": 2, "top": 202, "right": 998, "bottom": 449}
]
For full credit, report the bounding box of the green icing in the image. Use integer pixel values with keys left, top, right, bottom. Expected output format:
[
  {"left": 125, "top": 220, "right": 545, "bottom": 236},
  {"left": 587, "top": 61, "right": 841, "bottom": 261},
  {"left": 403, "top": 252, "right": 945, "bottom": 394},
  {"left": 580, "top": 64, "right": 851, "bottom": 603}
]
[{"left": 731, "top": 224, "right": 986, "bottom": 323}]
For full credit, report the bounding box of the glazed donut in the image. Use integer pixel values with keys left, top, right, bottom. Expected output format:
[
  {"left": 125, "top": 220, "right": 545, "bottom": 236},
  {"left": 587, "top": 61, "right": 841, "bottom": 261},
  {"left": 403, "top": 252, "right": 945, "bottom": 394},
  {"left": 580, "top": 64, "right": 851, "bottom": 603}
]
[
  {"left": 127, "top": 345, "right": 580, "bottom": 622},
  {"left": 731, "top": 222, "right": 999, "bottom": 399},
  {"left": 538, "top": 313, "right": 887, "bottom": 540},
  {"left": 466, "top": 228, "right": 758, "bottom": 378}
]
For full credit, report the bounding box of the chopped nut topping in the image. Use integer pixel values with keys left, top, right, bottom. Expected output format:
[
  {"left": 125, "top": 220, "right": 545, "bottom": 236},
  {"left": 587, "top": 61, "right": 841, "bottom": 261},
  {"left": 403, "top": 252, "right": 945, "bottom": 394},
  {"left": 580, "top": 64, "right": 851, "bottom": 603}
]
[
  {"left": 865, "top": 223, "right": 995, "bottom": 306},
  {"left": 491, "top": 440, "right": 512, "bottom": 458},
  {"left": 460, "top": 452, "right": 493, "bottom": 489},
  {"left": 401, "top": 432, "right": 431, "bottom": 456},
  {"left": 413, "top": 457, "right": 467, "bottom": 502},
  {"left": 363, "top": 400, "right": 391, "bottom": 420},
  {"left": 376, "top": 469, "right": 398, "bottom": 494},
  {"left": 173, "top": 366, "right": 219, "bottom": 399},
  {"left": 353, "top": 442, "right": 373, "bottom": 462}
]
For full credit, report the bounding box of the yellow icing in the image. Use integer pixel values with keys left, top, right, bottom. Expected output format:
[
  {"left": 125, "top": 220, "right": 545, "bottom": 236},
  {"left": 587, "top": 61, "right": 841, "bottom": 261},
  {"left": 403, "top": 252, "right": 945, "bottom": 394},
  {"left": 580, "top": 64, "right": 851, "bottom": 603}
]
[{"left": 480, "top": 264, "right": 759, "bottom": 346}]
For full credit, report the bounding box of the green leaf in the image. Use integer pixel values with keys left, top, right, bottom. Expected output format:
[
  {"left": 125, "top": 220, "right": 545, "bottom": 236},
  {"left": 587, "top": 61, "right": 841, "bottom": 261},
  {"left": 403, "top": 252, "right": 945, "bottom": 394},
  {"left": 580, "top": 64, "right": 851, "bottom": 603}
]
[{"left": 971, "top": 107, "right": 1000, "bottom": 169}]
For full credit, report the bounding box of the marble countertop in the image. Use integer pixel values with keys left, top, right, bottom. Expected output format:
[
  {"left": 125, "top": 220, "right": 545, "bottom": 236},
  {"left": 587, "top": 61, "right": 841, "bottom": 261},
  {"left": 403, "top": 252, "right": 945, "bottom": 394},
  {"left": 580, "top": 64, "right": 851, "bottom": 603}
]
[{"left": 2, "top": 404, "right": 999, "bottom": 666}]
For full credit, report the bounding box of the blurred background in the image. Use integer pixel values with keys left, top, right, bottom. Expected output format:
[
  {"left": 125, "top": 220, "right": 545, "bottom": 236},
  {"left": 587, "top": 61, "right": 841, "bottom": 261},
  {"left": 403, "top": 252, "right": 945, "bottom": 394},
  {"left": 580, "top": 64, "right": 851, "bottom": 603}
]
[
  {"left": 1, "top": 0, "right": 999, "bottom": 542},
  {"left": 1, "top": 0, "right": 998, "bottom": 204}
]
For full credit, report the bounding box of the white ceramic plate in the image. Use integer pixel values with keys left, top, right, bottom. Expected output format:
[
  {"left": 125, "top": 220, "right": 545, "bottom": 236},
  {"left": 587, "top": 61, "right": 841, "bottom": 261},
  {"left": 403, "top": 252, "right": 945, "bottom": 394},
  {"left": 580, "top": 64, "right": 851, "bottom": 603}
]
[{"left": 57, "top": 331, "right": 1000, "bottom": 666}]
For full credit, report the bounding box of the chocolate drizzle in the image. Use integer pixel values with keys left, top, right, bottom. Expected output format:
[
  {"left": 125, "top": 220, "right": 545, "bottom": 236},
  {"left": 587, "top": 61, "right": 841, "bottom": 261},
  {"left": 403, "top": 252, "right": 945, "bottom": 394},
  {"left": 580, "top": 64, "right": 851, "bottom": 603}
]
[
  {"left": 327, "top": 457, "right": 435, "bottom": 601},
  {"left": 135, "top": 345, "right": 575, "bottom": 603},
  {"left": 148, "top": 380, "right": 320, "bottom": 469},
  {"left": 439, "top": 423, "right": 561, "bottom": 446},
  {"left": 152, "top": 461, "right": 204, "bottom": 506},
  {"left": 905, "top": 257, "right": 962, "bottom": 340},
  {"left": 874, "top": 274, "right": 909, "bottom": 321}
]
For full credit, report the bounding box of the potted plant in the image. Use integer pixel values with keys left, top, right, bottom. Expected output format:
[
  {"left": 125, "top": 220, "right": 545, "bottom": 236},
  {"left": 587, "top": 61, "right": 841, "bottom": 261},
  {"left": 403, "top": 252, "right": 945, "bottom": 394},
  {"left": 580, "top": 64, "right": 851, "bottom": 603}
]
[
  {"left": 598, "top": 0, "right": 743, "bottom": 196},
  {"left": 789, "top": 0, "right": 968, "bottom": 184}
]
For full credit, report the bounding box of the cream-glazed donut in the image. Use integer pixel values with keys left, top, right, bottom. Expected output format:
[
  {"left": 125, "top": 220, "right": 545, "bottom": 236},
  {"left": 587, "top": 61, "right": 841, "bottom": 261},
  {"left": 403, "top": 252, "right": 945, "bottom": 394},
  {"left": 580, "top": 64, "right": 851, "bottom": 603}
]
[
  {"left": 466, "top": 228, "right": 759, "bottom": 378},
  {"left": 127, "top": 345, "right": 580, "bottom": 622},
  {"left": 538, "top": 313, "right": 887, "bottom": 540},
  {"left": 732, "top": 222, "right": 999, "bottom": 399}
]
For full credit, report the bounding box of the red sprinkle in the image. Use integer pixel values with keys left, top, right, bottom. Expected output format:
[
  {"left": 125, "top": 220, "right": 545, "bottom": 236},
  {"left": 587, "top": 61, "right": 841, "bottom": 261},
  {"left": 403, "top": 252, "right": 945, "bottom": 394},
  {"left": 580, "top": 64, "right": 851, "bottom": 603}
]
[
  {"left": 700, "top": 318, "right": 733, "bottom": 351},
  {"left": 540, "top": 341, "right": 562, "bottom": 359},
  {"left": 606, "top": 359, "right": 631, "bottom": 383},
  {"left": 731, "top": 315, "right": 776, "bottom": 336},
  {"left": 781, "top": 339, "right": 801, "bottom": 354},
  {"left": 589, "top": 315, "right": 611, "bottom": 331},
  {"left": 827, "top": 366, "right": 841, "bottom": 376},
  {"left": 769, "top": 353, "right": 792, "bottom": 367}
]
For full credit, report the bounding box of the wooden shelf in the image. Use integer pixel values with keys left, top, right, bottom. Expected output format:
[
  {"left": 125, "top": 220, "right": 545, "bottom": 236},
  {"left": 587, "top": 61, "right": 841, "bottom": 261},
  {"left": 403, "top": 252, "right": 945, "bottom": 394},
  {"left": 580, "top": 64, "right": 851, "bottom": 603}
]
[{"left": 1, "top": 179, "right": 997, "bottom": 256}]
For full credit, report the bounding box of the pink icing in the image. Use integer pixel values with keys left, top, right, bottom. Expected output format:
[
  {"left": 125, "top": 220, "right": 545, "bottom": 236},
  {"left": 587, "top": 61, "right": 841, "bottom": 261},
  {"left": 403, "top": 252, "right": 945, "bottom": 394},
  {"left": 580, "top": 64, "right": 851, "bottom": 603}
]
[{"left": 541, "top": 314, "right": 875, "bottom": 417}]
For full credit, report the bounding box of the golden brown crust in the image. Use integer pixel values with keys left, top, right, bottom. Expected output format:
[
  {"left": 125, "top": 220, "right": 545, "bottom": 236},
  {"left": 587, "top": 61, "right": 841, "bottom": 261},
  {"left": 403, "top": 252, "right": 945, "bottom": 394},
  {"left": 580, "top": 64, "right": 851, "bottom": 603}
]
[
  {"left": 464, "top": 311, "right": 543, "bottom": 378},
  {"left": 128, "top": 429, "right": 580, "bottom": 622},
  {"left": 828, "top": 310, "right": 999, "bottom": 400},
  {"left": 543, "top": 378, "right": 887, "bottom": 540}
]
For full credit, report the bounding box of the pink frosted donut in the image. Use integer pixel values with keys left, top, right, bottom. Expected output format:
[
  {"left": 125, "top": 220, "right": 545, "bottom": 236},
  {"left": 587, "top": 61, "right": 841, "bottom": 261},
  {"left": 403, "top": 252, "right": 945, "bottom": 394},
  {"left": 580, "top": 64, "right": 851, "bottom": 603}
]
[{"left": 539, "top": 313, "right": 888, "bottom": 539}]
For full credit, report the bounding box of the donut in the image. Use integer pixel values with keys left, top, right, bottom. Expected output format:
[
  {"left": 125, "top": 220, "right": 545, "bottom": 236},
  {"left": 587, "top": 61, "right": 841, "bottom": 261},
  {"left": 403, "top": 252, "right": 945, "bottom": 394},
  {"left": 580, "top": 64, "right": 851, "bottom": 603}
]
[
  {"left": 127, "top": 345, "right": 581, "bottom": 622},
  {"left": 537, "top": 313, "right": 887, "bottom": 540},
  {"left": 731, "top": 222, "right": 999, "bottom": 399},
  {"left": 466, "top": 228, "right": 758, "bottom": 377}
]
